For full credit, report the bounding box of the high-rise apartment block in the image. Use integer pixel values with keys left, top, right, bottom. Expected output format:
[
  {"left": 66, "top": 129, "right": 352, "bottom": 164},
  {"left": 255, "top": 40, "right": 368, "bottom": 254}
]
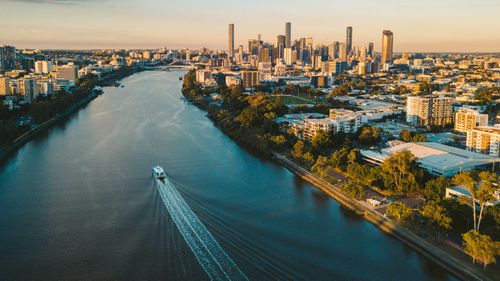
[
  {"left": 455, "top": 108, "right": 489, "bottom": 133},
  {"left": 0, "top": 45, "right": 16, "bottom": 72},
  {"left": 466, "top": 126, "right": 500, "bottom": 157},
  {"left": 56, "top": 64, "right": 78, "bottom": 82},
  {"left": 35, "top": 61, "right": 52, "bottom": 74},
  {"left": 406, "top": 95, "right": 453, "bottom": 127},
  {"left": 18, "top": 76, "right": 38, "bottom": 102},
  {"left": 195, "top": 69, "right": 211, "bottom": 83},
  {"left": 0, "top": 76, "right": 11, "bottom": 96},
  {"left": 241, "top": 69, "right": 260, "bottom": 89}
]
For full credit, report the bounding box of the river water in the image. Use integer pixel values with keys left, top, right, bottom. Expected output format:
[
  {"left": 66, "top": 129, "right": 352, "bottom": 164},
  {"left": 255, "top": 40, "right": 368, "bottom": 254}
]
[{"left": 0, "top": 71, "right": 457, "bottom": 280}]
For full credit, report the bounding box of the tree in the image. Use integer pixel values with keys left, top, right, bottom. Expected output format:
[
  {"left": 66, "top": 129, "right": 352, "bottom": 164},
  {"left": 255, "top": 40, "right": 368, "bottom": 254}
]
[
  {"left": 400, "top": 129, "right": 427, "bottom": 142},
  {"left": 476, "top": 172, "right": 498, "bottom": 232},
  {"left": 340, "top": 181, "right": 366, "bottom": 199},
  {"left": 474, "top": 86, "right": 499, "bottom": 103},
  {"left": 311, "top": 155, "right": 330, "bottom": 178},
  {"left": 302, "top": 152, "right": 315, "bottom": 167},
  {"left": 329, "top": 147, "right": 351, "bottom": 170},
  {"left": 270, "top": 135, "right": 286, "bottom": 149},
  {"left": 292, "top": 140, "right": 305, "bottom": 160},
  {"left": 424, "top": 177, "right": 450, "bottom": 201},
  {"left": 358, "top": 126, "right": 382, "bottom": 145},
  {"left": 380, "top": 151, "right": 423, "bottom": 193},
  {"left": 400, "top": 129, "right": 412, "bottom": 142},
  {"left": 452, "top": 171, "right": 498, "bottom": 232},
  {"left": 311, "top": 130, "right": 331, "bottom": 151},
  {"left": 386, "top": 202, "right": 413, "bottom": 222},
  {"left": 420, "top": 201, "right": 452, "bottom": 233},
  {"left": 462, "top": 230, "right": 499, "bottom": 269}
]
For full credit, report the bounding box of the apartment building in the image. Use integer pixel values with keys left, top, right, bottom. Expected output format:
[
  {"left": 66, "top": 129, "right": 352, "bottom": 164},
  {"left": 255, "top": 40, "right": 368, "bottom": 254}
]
[
  {"left": 241, "top": 70, "right": 260, "bottom": 89},
  {"left": 455, "top": 108, "right": 488, "bottom": 133},
  {"left": 467, "top": 126, "right": 500, "bottom": 157},
  {"left": 406, "top": 95, "right": 453, "bottom": 127}
]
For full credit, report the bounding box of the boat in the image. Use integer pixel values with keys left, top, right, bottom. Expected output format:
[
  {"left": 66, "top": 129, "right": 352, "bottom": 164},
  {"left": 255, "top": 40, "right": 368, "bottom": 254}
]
[
  {"left": 179, "top": 77, "right": 183, "bottom": 80},
  {"left": 152, "top": 166, "right": 167, "bottom": 182}
]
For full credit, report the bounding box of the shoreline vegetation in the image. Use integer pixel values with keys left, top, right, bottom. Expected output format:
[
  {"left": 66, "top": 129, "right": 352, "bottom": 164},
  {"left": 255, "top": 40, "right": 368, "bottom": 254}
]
[
  {"left": 181, "top": 69, "right": 499, "bottom": 281},
  {"left": 0, "top": 67, "right": 142, "bottom": 164}
]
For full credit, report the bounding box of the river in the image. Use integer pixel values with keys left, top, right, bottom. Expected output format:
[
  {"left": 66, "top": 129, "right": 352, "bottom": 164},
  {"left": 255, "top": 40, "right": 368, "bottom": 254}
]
[{"left": 0, "top": 70, "right": 457, "bottom": 280}]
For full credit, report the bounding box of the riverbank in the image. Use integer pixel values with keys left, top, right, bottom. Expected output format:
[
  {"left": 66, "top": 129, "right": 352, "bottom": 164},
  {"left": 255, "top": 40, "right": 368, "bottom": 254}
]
[
  {"left": 180, "top": 74, "right": 493, "bottom": 280},
  {"left": 0, "top": 68, "right": 141, "bottom": 165},
  {"left": 271, "top": 152, "right": 489, "bottom": 281}
]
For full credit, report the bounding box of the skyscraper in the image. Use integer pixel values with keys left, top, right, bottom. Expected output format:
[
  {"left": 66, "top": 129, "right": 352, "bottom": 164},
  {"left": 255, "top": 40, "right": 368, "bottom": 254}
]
[
  {"left": 275, "top": 35, "right": 285, "bottom": 59},
  {"left": 285, "top": 22, "right": 291, "bottom": 48},
  {"left": 228, "top": 24, "right": 235, "bottom": 59},
  {"left": 346, "top": 26, "right": 353, "bottom": 54},
  {"left": 381, "top": 30, "right": 394, "bottom": 63},
  {"left": 338, "top": 43, "right": 347, "bottom": 61},
  {"left": 248, "top": 39, "right": 260, "bottom": 55},
  {"left": 368, "top": 42, "right": 374, "bottom": 58}
]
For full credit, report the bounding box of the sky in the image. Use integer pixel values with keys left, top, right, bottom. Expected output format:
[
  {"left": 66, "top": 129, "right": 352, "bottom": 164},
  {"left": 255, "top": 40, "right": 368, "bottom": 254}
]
[{"left": 1, "top": 0, "right": 499, "bottom": 52}]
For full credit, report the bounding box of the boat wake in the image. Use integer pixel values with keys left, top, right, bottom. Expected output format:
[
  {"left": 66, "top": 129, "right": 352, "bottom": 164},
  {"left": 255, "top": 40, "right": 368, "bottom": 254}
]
[{"left": 156, "top": 178, "right": 248, "bottom": 281}]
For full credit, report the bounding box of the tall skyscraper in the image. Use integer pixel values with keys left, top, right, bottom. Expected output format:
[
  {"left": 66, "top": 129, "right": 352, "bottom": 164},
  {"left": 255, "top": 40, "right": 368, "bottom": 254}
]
[
  {"left": 275, "top": 35, "right": 285, "bottom": 59},
  {"left": 368, "top": 42, "right": 374, "bottom": 57},
  {"left": 285, "top": 22, "right": 291, "bottom": 48},
  {"left": 248, "top": 39, "right": 260, "bottom": 55},
  {"left": 346, "top": 26, "right": 353, "bottom": 54},
  {"left": 381, "top": 30, "right": 394, "bottom": 63},
  {"left": 338, "top": 43, "right": 347, "bottom": 61},
  {"left": 228, "top": 24, "right": 235, "bottom": 59}
]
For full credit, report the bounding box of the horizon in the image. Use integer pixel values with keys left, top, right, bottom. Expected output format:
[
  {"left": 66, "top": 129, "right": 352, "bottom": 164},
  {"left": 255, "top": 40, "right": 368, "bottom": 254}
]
[{"left": 1, "top": 0, "right": 499, "bottom": 52}]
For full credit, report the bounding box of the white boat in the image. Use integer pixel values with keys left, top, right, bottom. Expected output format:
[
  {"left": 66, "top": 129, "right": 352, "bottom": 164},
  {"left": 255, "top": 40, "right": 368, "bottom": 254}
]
[{"left": 152, "top": 166, "right": 167, "bottom": 181}]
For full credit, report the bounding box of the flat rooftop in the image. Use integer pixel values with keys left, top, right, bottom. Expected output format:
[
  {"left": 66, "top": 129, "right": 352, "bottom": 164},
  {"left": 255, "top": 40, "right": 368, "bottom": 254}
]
[{"left": 362, "top": 142, "right": 500, "bottom": 176}]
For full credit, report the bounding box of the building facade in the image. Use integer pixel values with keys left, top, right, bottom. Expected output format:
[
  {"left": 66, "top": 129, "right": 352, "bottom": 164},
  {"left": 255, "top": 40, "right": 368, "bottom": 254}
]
[
  {"left": 466, "top": 126, "right": 500, "bottom": 157},
  {"left": 56, "top": 64, "right": 78, "bottom": 82},
  {"left": 0, "top": 45, "right": 16, "bottom": 72},
  {"left": 0, "top": 76, "right": 11, "bottom": 96},
  {"left": 285, "top": 22, "right": 291, "bottom": 48},
  {"left": 346, "top": 26, "right": 353, "bottom": 54},
  {"left": 381, "top": 30, "right": 394, "bottom": 63},
  {"left": 406, "top": 95, "right": 453, "bottom": 127},
  {"left": 454, "top": 108, "right": 489, "bottom": 133},
  {"left": 18, "top": 76, "right": 38, "bottom": 102},
  {"left": 195, "top": 70, "right": 211, "bottom": 83},
  {"left": 228, "top": 24, "right": 235, "bottom": 59},
  {"left": 241, "top": 70, "right": 260, "bottom": 89}
]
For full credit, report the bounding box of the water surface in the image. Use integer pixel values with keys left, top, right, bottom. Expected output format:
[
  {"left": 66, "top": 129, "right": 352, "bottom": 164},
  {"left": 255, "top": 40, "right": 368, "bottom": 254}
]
[{"left": 0, "top": 71, "right": 456, "bottom": 280}]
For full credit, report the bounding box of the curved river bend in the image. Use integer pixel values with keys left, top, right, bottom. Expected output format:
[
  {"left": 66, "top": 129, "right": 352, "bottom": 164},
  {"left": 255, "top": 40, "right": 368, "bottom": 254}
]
[{"left": 0, "top": 71, "right": 457, "bottom": 280}]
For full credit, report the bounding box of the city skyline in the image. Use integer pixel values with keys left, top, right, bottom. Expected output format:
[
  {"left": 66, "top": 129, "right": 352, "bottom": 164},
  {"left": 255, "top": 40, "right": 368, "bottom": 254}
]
[{"left": 1, "top": 0, "right": 500, "bottom": 52}]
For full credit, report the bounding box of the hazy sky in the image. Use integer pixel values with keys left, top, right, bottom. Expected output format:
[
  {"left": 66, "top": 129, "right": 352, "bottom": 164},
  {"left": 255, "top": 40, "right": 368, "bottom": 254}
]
[{"left": 1, "top": 0, "right": 499, "bottom": 52}]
